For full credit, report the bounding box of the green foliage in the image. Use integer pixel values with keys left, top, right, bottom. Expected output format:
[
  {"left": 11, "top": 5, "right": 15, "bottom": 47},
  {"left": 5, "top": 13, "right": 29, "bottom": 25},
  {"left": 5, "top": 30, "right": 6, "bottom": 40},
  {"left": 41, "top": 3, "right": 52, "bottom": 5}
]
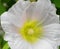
[
  {"left": 30, "top": 0, "right": 37, "bottom": 2},
  {"left": 52, "top": 0, "right": 60, "bottom": 8},
  {"left": 56, "top": 7, "right": 60, "bottom": 15},
  {"left": 0, "top": 36, "right": 8, "bottom": 49},
  {"left": 0, "top": 0, "right": 16, "bottom": 15},
  {"left": 0, "top": 1, "right": 6, "bottom": 15},
  {"left": 51, "top": 0, "right": 60, "bottom": 15},
  {"left": 2, "top": 42, "right": 10, "bottom": 49},
  {"left": 59, "top": 46, "right": 60, "bottom": 49}
]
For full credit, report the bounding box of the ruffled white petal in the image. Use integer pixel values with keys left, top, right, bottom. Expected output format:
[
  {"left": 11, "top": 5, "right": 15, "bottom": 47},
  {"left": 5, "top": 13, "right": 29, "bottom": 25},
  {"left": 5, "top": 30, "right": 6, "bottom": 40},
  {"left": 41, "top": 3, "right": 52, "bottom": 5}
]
[
  {"left": 32, "top": 38, "right": 57, "bottom": 49},
  {"left": 1, "top": 11, "right": 27, "bottom": 28},
  {"left": 8, "top": 11, "right": 27, "bottom": 27},
  {"left": 6, "top": 0, "right": 31, "bottom": 27},
  {"left": 8, "top": 0, "right": 30, "bottom": 15},
  {"left": 7, "top": 0, "right": 31, "bottom": 27},
  {"left": 55, "top": 24, "right": 60, "bottom": 46},
  {"left": 57, "top": 40, "right": 60, "bottom": 46},
  {"left": 8, "top": 37, "right": 57, "bottom": 49},
  {"left": 8, "top": 37, "right": 33, "bottom": 49},
  {"left": 24, "top": 0, "right": 59, "bottom": 25},
  {"left": 43, "top": 24, "right": 60, "bottom": 44},
  {"left": 1, "top": 12, "right": 22, "bottom": 41},
  {"left": 1, "top": 12, "right": 33, "bottom": 49}
]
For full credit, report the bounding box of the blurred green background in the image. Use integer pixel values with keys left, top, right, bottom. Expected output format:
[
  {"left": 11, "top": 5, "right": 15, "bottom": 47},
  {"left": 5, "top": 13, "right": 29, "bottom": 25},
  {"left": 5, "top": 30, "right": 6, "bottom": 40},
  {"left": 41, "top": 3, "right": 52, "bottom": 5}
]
[{"left": 0, "top": 0, "right": 60, "bottom": 49}]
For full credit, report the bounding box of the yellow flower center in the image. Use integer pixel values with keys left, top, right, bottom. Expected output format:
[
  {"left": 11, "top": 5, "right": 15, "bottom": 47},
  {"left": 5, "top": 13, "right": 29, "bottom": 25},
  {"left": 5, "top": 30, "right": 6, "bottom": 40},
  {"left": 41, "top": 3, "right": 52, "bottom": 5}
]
[
  {"left": 28, "top": 29, "right": 34, "bottom": 35},
  {"left": 19, "top": 20, "right": 43, "bottom": 44}
]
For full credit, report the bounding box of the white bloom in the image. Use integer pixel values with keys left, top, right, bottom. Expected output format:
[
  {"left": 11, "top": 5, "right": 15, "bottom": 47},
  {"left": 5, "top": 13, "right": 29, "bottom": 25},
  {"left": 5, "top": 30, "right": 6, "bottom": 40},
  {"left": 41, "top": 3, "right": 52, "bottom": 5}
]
[{"left": 1, "top": 0, "right": 60, "bottom": 49}]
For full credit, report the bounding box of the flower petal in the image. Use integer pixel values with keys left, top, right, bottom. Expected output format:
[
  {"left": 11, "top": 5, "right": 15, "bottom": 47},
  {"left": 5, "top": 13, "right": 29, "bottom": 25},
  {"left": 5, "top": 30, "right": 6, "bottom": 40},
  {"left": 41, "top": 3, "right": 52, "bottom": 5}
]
[
  {"left": 1, "top": 12, "right": 21, "bottom": 41},
  {"left": 7, "top": 37, "right": 57, "bottom": 49},
  {"left": 8, "top": 38, "right": 32, "bottom": 49},
  {"left": 7, "top": 0, "right": 31, "bottom": 27},
  {"left": 43, "top": 23, "right": 60, "bottom": 43},
  {"left": 1, "top": 11, "right": 27, "bottom": 27},
  {"left": 8, "top": 0, "right": 30, "bottom": 16},
  {"left": 1, "top": 12, "right": 33, "bottom": 49},
  {"left": 33, "top": 38, "right": 57, "bottom": 49},
  {"left": 24, "top": 0, "right": 59, "bottom": 25}
]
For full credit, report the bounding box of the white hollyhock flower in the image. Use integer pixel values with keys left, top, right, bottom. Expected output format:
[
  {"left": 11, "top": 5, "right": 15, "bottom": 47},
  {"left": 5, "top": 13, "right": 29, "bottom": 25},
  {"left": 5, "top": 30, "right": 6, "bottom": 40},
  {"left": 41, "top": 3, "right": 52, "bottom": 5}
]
[{"left": 1, "top": 0, "right": 60, "bottom": 49}]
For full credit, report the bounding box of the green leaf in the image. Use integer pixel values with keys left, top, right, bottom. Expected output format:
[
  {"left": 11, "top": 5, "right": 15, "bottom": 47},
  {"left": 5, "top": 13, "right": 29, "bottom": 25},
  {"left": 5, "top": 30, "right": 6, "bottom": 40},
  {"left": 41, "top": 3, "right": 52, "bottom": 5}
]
[
  {"left": 52, "top": 0, "right": 60, "bottom": 8},
  {"left": 6, "top": 0, "right": 16, "bottom": 10},
  {"left": 2, "top": 43, "right": 10, "bottom": 49},
  {"left": 0, "top": 36, "right": 3, "bottom": 49},
  {"left": 56, "top": 7, "right": 60, "bottom": 15},
  {"left": 30, "top": 0, "right": 37, "bottom": 2},
  {"left": 0, "top": 3, "right": 6, "bottom": 15},
  {"left": 0, "top": 36, "right": 7, "bottom": 49},
  {"left": 1, "top": 0, "right": 11, "bottom": 3},
  {"left": 59, "top": 46, "right": 60, "bottom": 49}
]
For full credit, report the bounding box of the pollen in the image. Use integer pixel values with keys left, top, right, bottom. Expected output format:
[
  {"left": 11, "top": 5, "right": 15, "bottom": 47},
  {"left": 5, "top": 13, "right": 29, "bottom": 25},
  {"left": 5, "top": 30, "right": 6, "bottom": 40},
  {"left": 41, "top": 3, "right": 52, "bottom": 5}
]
[
  {"left": 19, "top": 20, "right": 43, "bottom": 44},
  {"left": 28, "top": 29, "right": 34, "bottom": 35}
]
